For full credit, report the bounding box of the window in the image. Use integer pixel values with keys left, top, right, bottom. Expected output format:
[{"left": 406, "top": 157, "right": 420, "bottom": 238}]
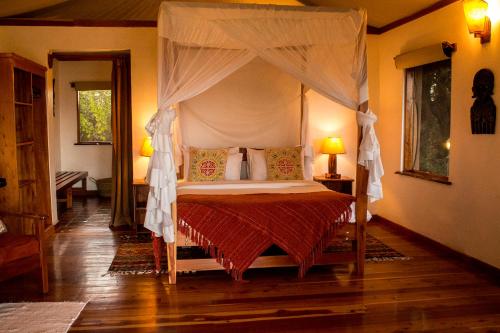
[
  {"left": 402, "top": 59, "right": 451, "bottom": 183},
  {"left": 75, "top": 82, "right": 112, "bottom": 144}
]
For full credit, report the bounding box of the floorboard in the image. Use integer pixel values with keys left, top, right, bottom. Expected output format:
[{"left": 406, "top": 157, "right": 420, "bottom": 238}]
[{"left": 0, "top": 198, "right": 498, "bottom": 332}]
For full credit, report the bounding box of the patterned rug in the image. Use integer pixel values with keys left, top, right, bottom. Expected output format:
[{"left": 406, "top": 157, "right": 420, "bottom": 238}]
[{"left": 108, "top": 234, "right": 410, "bottom": 275}]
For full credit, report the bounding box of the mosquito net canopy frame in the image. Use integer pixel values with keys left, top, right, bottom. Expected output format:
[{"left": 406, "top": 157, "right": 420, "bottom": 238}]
[{"left": 145, "top": 1, "right": 383, "bottom": 243}]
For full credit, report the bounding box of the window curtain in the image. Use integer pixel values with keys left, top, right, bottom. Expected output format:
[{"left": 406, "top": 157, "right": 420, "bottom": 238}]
[
  {"left": 145, "top": 2, "right": 381, "bottom": 242},
  {"left": 404, "top": 68, "right": 422, "bottom": 171},
  {"left": 110, "top": 55, "right": 133, "bottom": 227}
]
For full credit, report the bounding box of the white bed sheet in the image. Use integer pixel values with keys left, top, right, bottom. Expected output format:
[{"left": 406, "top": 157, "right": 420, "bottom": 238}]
[{"left": 177, "top": 180, "right": 329, "bottom": 196}]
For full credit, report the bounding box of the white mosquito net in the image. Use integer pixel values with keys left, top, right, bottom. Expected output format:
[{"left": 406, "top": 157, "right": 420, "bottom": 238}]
[{"left": 145, "top": 1, "right": 383, "bottom": 242}]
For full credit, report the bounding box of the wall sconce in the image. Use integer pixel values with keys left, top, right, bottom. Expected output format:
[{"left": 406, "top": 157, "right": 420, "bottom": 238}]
[
  {"left": 463, "top": 0, "right": 491, "bottom": 44},
  {"left": 140, "top": 136, "right": 153, "bottom": 157},
  {"left": 321, "top": 137, "right": 345, "bottom": 179}
]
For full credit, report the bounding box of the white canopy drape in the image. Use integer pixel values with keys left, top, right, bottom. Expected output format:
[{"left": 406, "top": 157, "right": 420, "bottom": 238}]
[{"left": 145, "top": 1, "right": 382, "bottom": 242}]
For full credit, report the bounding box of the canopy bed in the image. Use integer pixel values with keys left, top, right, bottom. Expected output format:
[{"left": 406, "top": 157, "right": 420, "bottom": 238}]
[{"left": 144, "top": 1, "right": 383, "bottom": 284}]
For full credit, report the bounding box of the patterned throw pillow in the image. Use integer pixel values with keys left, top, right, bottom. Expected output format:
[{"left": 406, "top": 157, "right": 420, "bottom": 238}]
[
  {"left": 0, "top": 219, "right": 7, "bottom": 234},
  {"left": 265, "top": 147, "right": 304, "bottom": 181},
  {"left": 188, "top": 148, "right": 228, "bottom": 181}
]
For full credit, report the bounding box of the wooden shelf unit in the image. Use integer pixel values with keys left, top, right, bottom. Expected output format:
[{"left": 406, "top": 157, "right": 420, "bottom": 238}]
[{"left": 0, "top": 53, "right": 52, "bottom": 234}]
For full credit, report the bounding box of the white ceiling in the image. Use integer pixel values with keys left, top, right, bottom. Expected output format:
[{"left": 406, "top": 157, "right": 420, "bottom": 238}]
[{"left": 0, "top": 0, "right": 446, "bottom": 28}]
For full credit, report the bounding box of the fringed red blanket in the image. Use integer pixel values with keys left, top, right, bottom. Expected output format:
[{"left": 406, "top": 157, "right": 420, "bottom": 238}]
[{"left": 177, "top": 191, "right": 354, "bottom": 280}]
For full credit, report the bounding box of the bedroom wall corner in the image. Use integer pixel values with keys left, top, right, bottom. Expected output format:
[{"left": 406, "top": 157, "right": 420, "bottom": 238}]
[
  {"left": 307, "top": 34, "right": 380, "bottom": 199},
  {"left": 374, "top": 1, "right": 500, "bottom": 268}
]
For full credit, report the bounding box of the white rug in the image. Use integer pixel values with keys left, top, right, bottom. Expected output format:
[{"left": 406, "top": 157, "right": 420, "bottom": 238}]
[{"left": 0, "top": 302, "right": 87, "bottom": 333}]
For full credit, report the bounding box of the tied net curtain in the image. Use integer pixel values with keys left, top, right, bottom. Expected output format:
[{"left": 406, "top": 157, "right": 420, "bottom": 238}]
[{"left": 145, "top": 1, "right": 382, "bottom": 242}]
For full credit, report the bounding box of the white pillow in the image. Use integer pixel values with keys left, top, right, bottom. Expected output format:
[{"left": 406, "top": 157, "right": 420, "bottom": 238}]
[
  {"left": 247, "top": 148, "right": 267, "bottom": 181},
  {"left": 0, "top": 219, "right": 7, "bottom": 235},
  {"left": 183, "top": 146, "right": 240, "bottom": 180},
  {"left": 225, "top": 153, "right": 243, "bottom": 180}
]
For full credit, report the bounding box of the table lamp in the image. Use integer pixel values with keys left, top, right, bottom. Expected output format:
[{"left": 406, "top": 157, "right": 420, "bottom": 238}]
[
  {"left": 321, "top": 137, "right": 345, "bottom": 179},
  {"left": 140, "top": 136, "right": 153, "bottom": 157}
]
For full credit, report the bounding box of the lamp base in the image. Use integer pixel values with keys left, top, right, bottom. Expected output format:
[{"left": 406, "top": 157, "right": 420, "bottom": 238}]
[{"left": 326, "top": 154, "right": 340, "bottom": 179}]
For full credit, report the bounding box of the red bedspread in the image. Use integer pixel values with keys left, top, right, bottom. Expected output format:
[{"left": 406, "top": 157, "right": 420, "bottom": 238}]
[{"left": 177, "top": 191, "right": 354, "bottom": 279}]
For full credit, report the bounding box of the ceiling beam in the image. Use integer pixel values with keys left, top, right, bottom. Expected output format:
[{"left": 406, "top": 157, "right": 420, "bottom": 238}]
[
  {"left": 0, "top": 18, "right": 156, "bottom": 27},
  {"left": 0, "top": 0, "right": 460, "bottom": 35}
]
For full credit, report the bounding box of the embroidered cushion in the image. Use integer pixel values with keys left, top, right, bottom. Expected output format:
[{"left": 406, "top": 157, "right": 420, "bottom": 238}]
[
  {"left": 183, "top": 146, "right": 239, "bottom": 180},
  {"left": 188, "top": 148, "right": 228, "bottom": 181},
  {"left": 265, "top": 147, "right": 304, "bottom": 181}
]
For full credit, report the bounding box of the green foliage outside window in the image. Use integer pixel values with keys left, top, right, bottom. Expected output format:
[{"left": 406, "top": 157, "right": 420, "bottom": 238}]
[
  {"left": 78, "top": 90, "right": 112, "bottom": 143},
  {"left": 418, "top": 61, "right": 451, "bottom": 177}
]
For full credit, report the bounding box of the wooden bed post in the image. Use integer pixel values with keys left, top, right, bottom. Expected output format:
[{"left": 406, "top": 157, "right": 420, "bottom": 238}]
[
  {"left": 355, "top": 101, "right": 369, "bottom": 276},
  {"left": 167, "top": 201, "right": 177, "bottom": 284}
]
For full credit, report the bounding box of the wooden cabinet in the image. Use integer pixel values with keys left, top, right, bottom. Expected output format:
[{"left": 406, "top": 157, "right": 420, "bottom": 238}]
[
  {"left": 132, "top": 179, "right": 149, "bottom": 233},
  {"left": 0, "top": 53, "right": 52, "bottom": 234},
  {"left": 313, "top": 176, "right": 354, "bottom": 195}
]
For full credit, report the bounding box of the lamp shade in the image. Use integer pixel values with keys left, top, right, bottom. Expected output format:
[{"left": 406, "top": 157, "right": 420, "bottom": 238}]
[
  {"left": 321, "top": 137, "right": 345, "bottom": 155},
  {"left": 140, "top": 136, "right": 154, "bottom": 157},
  {"left": 463, "top": 0, "right": 488, "bottom": 33}
]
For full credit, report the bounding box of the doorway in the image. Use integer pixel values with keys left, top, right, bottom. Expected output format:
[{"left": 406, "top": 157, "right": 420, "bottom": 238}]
[{"left": 49, "top": 51, "right": 133, "bottom": 228}]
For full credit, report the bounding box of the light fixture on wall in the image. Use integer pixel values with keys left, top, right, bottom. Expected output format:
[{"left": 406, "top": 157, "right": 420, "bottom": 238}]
[
  {"left": 140, "top": 136, "right": 154, "bottom": 157},
  {"left": 321, "top": 137, "right": 345, "bottom": 179},
  {"left": 463, "top": 0, "right": 491, "bottom": 44}
]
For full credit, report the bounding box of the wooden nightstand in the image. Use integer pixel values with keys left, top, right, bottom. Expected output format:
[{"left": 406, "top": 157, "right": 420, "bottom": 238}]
[
  {"left": 313, "top": 176, "right": 354, "bottom": 195},
  {"left": 132, "top": 179, "right": 149, "bottom": 234}
]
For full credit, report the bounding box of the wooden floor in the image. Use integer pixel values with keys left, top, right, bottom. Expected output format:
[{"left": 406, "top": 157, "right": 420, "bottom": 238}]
[{"left": 0, "top": 198, "right": 499, "bottom": 332}]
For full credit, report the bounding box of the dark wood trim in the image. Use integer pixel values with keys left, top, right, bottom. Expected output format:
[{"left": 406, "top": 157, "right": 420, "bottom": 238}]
[
  {"left": 377, "top": 0, "right": 460, "bottom": 34},
  {"left": 372, "top": 215, "right": 500, "bottom": 283},
  {"left": 48, "top": 51, "right": 130, "bottom": 68},
  {"left": 74, "top": 142, "right": 112, "bottom": 146},
  {"left": 396, "top": 170, "right": 452, "bottom": 185},
  {"left": 367, "top": 25, "right": 382, "bottom": 35},
  {"left": 0, "top": 18, "right": 156, "bottom": 28}
]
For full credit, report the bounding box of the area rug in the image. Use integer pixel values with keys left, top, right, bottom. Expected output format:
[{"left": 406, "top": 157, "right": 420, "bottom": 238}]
[
  {"left": 109, "top": 234, "right": 410, "bottom": 275},
  {"left": 0, "top": 302, "right": 87, "bottom": 333}
]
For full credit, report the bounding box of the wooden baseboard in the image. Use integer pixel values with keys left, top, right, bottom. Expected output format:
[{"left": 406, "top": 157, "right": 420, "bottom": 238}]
[{"left": 372, "top": 215, "right": 500, "bottom": 282}]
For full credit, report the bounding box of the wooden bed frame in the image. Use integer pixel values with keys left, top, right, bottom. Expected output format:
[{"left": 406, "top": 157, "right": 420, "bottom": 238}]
[{"left": 163, "top": 102, "right": 369, "bottom": 284}]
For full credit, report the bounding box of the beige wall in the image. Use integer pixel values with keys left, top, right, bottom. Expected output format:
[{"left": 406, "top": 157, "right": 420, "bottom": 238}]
[
  {"left": 0, "top": 26, "right": 157, "bottom": 223},
  {"left": 374, "top": 1, "right": 500, "bottom": 268},
  {"left": 54, "top": 60, "right": 113, "bottom": 191}
]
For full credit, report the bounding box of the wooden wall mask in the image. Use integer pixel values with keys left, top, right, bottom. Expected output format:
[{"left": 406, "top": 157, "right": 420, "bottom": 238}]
[{"left": 471, "top": 68, "right": 496, "bottom": 134}]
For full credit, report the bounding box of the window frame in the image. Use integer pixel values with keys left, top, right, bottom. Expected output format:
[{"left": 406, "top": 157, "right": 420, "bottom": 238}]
[
  {"left": 73, "top": 82, "right": 112, "bottom": 145},
  {"left": 400, "top": 59, "right": 452, "bottom": 185}
]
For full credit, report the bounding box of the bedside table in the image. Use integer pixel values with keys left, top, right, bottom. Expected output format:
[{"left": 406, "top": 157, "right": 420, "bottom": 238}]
[
  {"left": 313, "top": 176, "right": 354, "bottom": 195},
  {"left": 132, "top": 179, "right": 149, "bottom": 234}
]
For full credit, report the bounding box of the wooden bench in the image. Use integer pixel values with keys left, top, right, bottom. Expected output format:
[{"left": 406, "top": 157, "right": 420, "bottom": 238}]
[{"left": 56, "top": 171, "right": 88, "bottom": 209}]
